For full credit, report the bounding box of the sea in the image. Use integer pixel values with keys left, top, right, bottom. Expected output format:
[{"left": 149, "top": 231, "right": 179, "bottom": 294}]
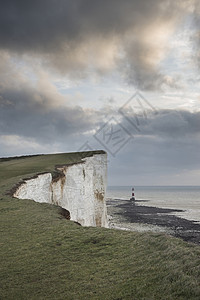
[{"left": 106, "top": 186, "right": 200, "bottom": 229}]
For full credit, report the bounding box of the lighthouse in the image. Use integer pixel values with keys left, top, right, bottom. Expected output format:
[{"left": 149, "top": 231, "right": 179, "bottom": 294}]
[{"left": 130, "top": 187, "right": 135, "bottom": 201}]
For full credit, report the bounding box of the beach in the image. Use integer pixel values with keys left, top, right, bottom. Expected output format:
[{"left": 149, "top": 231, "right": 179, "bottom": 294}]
[{"left": 106, "top": 186, "right": 200, "bottom": 245}]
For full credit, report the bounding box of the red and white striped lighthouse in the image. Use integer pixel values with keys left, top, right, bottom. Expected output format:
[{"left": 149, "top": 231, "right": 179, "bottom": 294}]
[{"left": 130, "top": 187, "right": 135, "bottom": 201}]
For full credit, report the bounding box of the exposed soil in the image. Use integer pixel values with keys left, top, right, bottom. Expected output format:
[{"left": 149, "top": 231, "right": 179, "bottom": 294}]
[{"left": 107, "top": 199, "right": 200, "bottom": 245}]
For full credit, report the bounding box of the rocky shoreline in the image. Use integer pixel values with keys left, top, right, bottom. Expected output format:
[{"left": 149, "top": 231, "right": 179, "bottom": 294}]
[{"left": 107, "top": 198, "right": 200, "bottom": 245}]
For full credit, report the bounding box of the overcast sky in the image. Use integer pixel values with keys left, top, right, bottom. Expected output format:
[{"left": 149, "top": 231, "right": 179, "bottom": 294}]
[{"left": 0, "top": 0, "right": 200, "bottom": 185}]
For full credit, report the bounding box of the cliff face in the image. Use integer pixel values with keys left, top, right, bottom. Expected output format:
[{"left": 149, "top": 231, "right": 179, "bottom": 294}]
[{"left": 14, "top": 153, "right": 108, "bottom": 227}]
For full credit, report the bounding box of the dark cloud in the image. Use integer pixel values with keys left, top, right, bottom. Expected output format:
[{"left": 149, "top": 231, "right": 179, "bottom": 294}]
[
  {"left": 0, "top": 0, "right": 178, "bottom": 49},
  {"left": 103, "top": 107, "right": 200, "bottom": 184},
  {"left": 0, "top": 50, "right": 100, "bottom": 144},
  {"left": 0, "top": 0, "right": 192, "bottom": 89},
  {"left": 108, "top": 134, "right": 200, "bottom": 185},
  {"left": 123, "top": 109, "right": 200, "bottom": 138},
  {"left": 0, "top": 85, "right": 100, "bottom": 144},
  {"left": 108, "top": 110, "right": 200, "bottom": 185}
]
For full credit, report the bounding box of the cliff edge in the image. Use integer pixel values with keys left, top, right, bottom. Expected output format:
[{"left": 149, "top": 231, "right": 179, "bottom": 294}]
[{"left": 13, "top": 151, "right": 108, "bottom": 227}]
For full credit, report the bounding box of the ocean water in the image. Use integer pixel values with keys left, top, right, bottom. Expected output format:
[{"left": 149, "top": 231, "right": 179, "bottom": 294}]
[{"left": 106, "top": 186, "right": 200, "bottom": 223}]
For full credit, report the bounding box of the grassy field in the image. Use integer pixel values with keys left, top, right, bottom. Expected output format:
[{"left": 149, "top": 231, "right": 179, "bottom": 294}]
[{"left": 0, "top": 153, "right": 200, "bottom": 300}]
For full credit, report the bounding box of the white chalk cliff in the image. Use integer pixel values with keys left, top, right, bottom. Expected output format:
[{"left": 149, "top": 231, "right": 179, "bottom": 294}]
[{"left": 14, "top": 153, "right": 108, "bottom": 227}]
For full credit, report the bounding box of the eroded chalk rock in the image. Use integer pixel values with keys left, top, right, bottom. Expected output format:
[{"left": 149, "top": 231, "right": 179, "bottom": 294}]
[{"left": 13, "top": 153, "right": 108, "bottom": 227}]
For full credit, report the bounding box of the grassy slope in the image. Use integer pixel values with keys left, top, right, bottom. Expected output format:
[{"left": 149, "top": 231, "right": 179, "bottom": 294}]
[{"left": 0, "top": 153, "right": 200, "bottom": 300}]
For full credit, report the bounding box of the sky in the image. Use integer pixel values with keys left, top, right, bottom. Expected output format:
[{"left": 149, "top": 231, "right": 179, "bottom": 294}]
[{"left": 0, "top": 0, "right": 200, "bottom": 185}]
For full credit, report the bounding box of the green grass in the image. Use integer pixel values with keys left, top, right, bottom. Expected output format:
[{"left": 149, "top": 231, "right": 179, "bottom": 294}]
[
  {"left": 0, "top": 152, "right": 200, "bottom": 299},
  {"left": 0, "top": 151, "right": 105, "bottom": 185}
]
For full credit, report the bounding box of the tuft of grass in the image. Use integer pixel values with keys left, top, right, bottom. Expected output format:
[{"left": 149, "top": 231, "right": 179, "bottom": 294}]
[{"left": 0, "top": 152, "right": 200, "bottom": 299}]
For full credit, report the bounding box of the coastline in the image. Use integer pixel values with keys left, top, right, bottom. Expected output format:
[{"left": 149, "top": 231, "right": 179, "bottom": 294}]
[{"left": 107, "top": 198, "right": 200, "bottom": 245}]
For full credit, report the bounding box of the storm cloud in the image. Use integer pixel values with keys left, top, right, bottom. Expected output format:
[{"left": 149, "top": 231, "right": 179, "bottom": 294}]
[
  {"left": 0, "top": 83, "right": 100, "bottom": 143},
  {"left": 0, "top": 0, "right": 196, "bottom": 89}
]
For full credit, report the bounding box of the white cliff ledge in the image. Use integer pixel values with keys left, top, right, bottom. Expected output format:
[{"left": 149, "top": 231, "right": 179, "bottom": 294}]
[{"left": 13, "top": 153, "right": 108, "bottom": 227}]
